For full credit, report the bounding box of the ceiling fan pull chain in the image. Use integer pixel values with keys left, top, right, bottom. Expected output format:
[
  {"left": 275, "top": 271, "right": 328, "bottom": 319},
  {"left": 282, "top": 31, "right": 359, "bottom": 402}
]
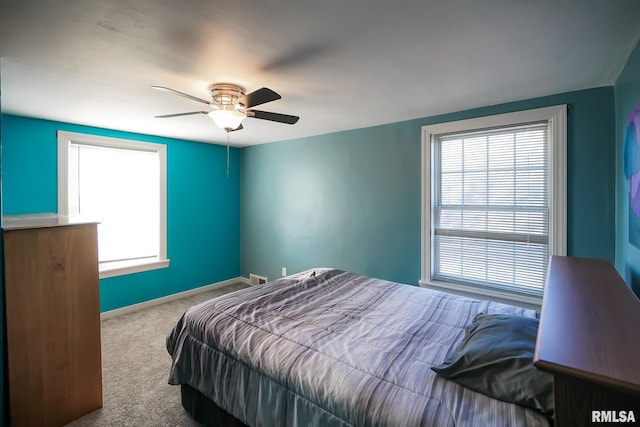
[{"left": 226, "top": 130, "right": 230, "bottom": 178}]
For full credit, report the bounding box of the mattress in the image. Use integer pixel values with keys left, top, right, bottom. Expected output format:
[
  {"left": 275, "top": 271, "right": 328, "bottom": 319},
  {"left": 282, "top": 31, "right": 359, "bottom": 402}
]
[{"left": 167, "top": 268, "right": 550, "bottom": 427}]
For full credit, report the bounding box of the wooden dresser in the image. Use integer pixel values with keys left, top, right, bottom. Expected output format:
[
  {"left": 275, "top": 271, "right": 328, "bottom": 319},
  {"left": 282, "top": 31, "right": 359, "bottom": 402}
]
[
  {"left": 534, "top": 256, "right": 640, "bottom": 426},
  {"left": 3, "top": 215, "right": 103, "bottom": 426}
]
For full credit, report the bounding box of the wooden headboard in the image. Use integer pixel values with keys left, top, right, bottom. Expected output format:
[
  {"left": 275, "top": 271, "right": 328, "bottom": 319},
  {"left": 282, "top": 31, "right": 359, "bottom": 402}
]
[{"left": 534, "top": 256, "right": 640, "bottom": 426}]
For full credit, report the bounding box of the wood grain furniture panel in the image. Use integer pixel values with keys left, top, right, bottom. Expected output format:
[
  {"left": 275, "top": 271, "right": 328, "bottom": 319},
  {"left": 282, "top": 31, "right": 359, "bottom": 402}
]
[
  {"left": 4, "top": 218, "right": 102, "bottom": 426},
  {"left": 534, "top": 256, "right": 640, "bottom": 426}
]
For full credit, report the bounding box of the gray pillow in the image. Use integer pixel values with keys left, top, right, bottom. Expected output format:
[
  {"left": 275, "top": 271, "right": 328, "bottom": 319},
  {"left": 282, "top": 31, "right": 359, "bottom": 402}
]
[{"left": 431, "top": 313, "right": 554, "bottom": 418}]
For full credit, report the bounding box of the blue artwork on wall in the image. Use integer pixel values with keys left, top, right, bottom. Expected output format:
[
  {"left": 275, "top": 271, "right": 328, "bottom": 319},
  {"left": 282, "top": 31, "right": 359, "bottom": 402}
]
[{"left": 624, "top": 103, "right": 640, "bottom": 249}]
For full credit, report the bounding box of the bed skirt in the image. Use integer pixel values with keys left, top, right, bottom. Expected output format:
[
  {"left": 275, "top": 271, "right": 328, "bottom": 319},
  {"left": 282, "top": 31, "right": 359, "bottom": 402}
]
[{"left": 181, "top": 384, "right": 248, "bottom": 427}]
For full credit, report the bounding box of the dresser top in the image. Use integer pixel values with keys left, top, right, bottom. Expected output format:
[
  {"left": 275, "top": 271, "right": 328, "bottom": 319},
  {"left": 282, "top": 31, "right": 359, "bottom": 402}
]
[
  {"left": 534, "top": 256, "right": 640, "bottom": 394},
  {"left": 2, "top": 214, "right": 97, "bottom": 230}
]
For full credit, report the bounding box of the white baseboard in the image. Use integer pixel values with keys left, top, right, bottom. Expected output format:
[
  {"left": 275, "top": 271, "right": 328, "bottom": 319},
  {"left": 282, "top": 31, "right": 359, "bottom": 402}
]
[{"left": 100, "top": 276, "right": 251, "bottom": 320}]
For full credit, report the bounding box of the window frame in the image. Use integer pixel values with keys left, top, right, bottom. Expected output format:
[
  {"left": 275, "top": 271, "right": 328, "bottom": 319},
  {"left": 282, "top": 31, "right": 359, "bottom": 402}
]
[
  {"left": 420, "top": 105, "right": 567, "bottom": 305},
  {"left": 57, "top": 131, "right": 170, "bottom": 279}
]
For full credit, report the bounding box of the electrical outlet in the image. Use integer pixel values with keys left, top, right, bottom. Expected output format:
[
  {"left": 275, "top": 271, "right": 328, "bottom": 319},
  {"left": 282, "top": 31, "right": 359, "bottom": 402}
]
[{"left": 282, "top": 266, "right": 287, "bottom": 277}]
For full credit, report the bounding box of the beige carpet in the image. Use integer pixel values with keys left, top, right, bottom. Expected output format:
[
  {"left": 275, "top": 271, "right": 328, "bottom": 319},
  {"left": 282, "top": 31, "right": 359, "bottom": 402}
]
[{"left": 64, "top": 281, "right": 250, "bottom": 427}]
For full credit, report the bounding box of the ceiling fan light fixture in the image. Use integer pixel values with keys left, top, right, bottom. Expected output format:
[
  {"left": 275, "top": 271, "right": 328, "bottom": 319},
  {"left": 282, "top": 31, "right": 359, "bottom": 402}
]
[
  {"left": 154, "top": 83, "right": 299, "bottom": 131},
  {"left": 208, "top": 106, "right": 246, "bottom": 131}
]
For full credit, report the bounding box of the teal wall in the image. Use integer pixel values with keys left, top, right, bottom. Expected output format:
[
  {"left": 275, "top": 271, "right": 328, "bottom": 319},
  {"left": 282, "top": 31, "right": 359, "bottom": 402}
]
[
  {"left": 241, "top": 87, "right": 616, "bottom": 284},
  {"left": 0, "top": 67, "right": 5, "bottom": 426},
  {"left": 1, "top": 114, "right": 241, "bottom": 312},
  {"left": 615, "top": 40, "right": 640, "bottom": 296}
]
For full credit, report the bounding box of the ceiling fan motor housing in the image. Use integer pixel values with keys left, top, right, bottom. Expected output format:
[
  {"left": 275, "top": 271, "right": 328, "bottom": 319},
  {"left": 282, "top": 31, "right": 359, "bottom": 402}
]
[{"left": 208, "top": 83, "right": 246, "bottom": 111}]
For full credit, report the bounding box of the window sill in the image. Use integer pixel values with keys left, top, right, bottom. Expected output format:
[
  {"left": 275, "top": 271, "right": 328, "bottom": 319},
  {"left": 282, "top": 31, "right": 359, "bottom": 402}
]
[
  {"left": 99, "top": 258, "right": 170, "bottom": 279},
  {"left": 419, "top": 279, "right": 542, "bottom": 311}
]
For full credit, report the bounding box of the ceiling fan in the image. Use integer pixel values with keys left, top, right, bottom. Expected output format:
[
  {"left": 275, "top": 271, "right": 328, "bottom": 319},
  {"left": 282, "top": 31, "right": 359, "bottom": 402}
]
[{"left": 152, "top": 83, "right": 299, "bottom": 132}]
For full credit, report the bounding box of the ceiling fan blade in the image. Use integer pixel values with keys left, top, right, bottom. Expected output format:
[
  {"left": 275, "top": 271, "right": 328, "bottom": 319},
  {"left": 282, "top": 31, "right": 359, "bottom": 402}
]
[
  {"left": 249, "top": 110, "right": 299, "bottom": 125},
  {"left": 155, "top": 111, "right": 208, "bottom": 118},
  {"left": 241, "top": 87, "right": 281, "bottom": 108},
  {"left": 151, "top": 86, "right": 212, "bottom": 105}
]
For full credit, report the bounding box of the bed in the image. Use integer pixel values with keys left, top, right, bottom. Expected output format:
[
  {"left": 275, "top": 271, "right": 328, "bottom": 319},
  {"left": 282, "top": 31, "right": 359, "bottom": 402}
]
[{"left": 167, "top": 268, "right": 552, "bottom": 426}]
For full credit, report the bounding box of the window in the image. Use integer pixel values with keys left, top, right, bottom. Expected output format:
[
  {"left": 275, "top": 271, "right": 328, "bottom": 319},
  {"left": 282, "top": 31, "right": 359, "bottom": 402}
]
[
  {"left": 421, "top": 106, "right": 566, "bottom": 305},
  {"left": 58, "top": 131, "right": 169, "bottom": 278}
]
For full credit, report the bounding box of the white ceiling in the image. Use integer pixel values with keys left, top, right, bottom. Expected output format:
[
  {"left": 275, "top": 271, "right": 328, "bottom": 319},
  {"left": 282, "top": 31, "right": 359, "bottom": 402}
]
[{"left": 1, "top": 0, "right": 639, "bottom": 147}]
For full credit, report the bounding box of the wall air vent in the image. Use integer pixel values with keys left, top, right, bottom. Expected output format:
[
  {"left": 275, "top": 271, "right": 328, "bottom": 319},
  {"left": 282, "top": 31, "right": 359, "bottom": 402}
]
[{"left": 249, "top": 273, "right": 268, "bottom": 286}]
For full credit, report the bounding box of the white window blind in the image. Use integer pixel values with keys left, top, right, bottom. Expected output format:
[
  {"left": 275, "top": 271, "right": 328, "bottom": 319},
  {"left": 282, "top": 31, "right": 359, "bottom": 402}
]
[
  {"left": 68, "top": 143, "right": 160, "bottom": 264},
  {"left": 433, "top": 123, "right": 549, "bottom": 298},
  {"left": 58, "top": 131, "right": 169, "bottom": 278},
  {"left": 421, "top": 106, "right": 566, "bottom": 305}
]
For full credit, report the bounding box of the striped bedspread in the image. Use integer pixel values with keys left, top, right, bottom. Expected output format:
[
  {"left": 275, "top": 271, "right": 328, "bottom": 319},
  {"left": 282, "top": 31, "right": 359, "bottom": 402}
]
[{"left": 167, "top": 268, "right": 550, "bottom": 427}]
